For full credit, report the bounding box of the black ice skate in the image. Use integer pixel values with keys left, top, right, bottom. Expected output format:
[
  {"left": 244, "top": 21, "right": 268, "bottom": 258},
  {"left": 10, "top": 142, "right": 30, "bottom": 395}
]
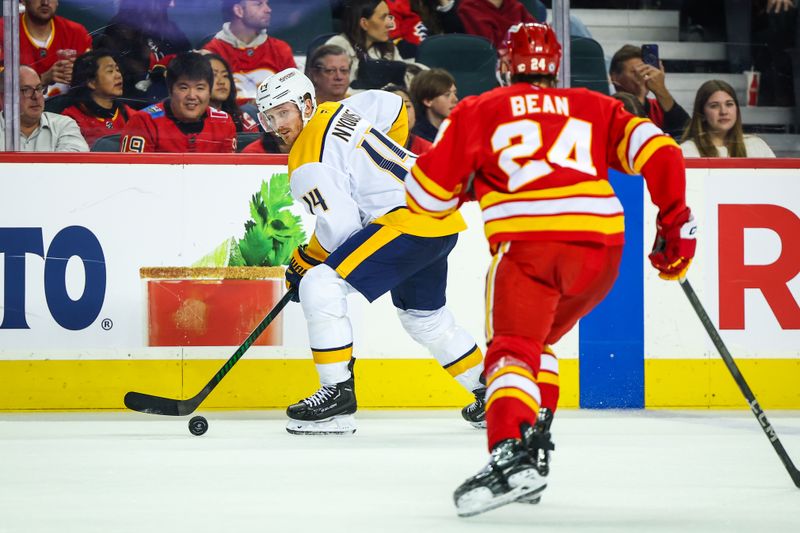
[
  {"left": 461, "top": 387, "right": 486, "bottom": 429},
  {"left": 453, "top": 423, "right": 548, "bottom": 517},
  {"left": 285, "top": 374, "right": 357, "bottom": 436},
  {"left": 517, "top": 408, "right": 555, "bottom": 504}
]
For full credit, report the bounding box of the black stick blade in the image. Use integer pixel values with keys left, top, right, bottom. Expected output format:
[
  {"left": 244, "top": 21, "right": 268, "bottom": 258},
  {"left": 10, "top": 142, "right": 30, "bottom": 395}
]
[{"left": 124, "top": 391, "right": 183, "bottom": 416}]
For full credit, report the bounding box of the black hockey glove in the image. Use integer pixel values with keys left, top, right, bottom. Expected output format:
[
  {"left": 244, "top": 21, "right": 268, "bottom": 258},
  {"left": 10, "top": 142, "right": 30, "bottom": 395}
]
[{"left": 285, "top": 245, "right": 321, "bottom": 302}]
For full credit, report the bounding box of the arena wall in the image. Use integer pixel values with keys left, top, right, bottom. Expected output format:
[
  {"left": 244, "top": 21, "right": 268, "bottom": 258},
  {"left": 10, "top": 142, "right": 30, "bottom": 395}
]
[{"left": 0, "top": 154, "right": 797, "bottom": 410}]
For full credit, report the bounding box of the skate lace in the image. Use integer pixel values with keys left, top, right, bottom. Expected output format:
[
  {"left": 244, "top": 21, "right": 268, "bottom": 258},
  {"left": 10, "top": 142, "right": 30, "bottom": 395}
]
[{"left": 302, "top": 385, "right": 337, "bottom": 407}]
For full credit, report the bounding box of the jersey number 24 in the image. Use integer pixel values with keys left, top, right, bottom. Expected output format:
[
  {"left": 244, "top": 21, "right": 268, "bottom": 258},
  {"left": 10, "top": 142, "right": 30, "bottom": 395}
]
[{"left": 492, "top": 118, "right": 597, "bottom": 191}]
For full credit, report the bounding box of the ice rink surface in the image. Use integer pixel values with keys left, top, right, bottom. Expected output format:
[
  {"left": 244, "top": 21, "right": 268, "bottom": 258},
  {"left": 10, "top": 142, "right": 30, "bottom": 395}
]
[{"left": 1, "top": 409, "right": 799, "bottom": 533}]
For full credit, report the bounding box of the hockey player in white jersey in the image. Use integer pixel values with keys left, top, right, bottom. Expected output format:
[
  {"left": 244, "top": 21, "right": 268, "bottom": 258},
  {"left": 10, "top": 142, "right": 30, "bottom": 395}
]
[{"left": 256, "top": 68, "right": 486, "bottom": 435}]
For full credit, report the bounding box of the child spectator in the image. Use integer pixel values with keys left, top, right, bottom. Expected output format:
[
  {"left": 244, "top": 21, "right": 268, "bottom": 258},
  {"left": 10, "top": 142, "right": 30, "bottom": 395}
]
[
  {"left": 62, "top": 50, "right": 135, "bottom": 148},
  {"left": 121, "top": 52, "right": 236, "bottom": 153},
  {"left": 203, "top": 0, "right": 296, "bottom": 104},
  {"left": 383, "top": 83, "right": 433, "bottom": 154},
  {"left": 409, "top": 68, "right": 457, "bottom": 143},
  {"left": 0, "top": 0, "right": 92, "bottom": 97},
  {"left": 0, "top": 66, "right": 88, "bottom": 152},
  {"left": 457, "top": 0, "right": 536, "bottom": 49},
  {"left": 306, "top": 45, "right": 352, "bottom": 104},
  {"left": 680, "top": 79, "right": 775, "bottom": 158},
  {"left": 206, "top": 53, "right": 259, "bottom": 132}
]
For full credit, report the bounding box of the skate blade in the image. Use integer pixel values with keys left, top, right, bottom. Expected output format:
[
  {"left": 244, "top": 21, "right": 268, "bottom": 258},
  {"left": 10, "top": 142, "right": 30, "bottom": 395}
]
[
  {"left": 456, "top": 470, "right": 546, "bottom": 517},
  {"left": 468, "top": 421, "right": 487, "bottom": 429},
  {"left": 286, "top": 414, "right": 357, "bottom": 436}
]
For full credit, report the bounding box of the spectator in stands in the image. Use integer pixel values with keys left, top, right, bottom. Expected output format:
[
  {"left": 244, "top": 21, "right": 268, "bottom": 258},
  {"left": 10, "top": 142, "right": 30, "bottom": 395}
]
[
  {"left": 612, "top": 91, "right": 648, "bottom": 118},
  {"left": 326, "top": 0, "right": 408, "bottom": 88},
  {"left": 61, "top": 50, "right": 134, "bottom": 148},
  {"left": 306, "top": 45, "right": 352, "bottom": 104},
  {"left": 0, "top": 66, "right": 89, "bottom": 152},
  {"left": 680, "top": 79, "right": 775, "bottom": 157},
  {"left": 203, "top": 0, "right": 296, "bottom": 104},
  {"left": 457, "top": 0, "right": 536, "bottom": 49},
  {"left": 386, "top": 0, "right": 466, "bottom": 56},
  {"left": 409, "top": 68, "right": 457, "bottom": 143},
  {"left": 121, "top": 52, "right": 236, "bottom": 153},
  {"left": 609, "top": 44, "right": 690, "bottom": 139},
  {"left": 0, "top": 0, "right": 92, "bottom": 97},
  {"left": 383, "top": 83, "right": 433, "bottom": 154},
  {"left": 94, "top": 0, "right": 191, "bottom": 106},
  {"left": 241, "top": 131, "right": 290, "bottom": 153},
  {"left": 206, "top": 53, "right": 259, "bottom": 132}
]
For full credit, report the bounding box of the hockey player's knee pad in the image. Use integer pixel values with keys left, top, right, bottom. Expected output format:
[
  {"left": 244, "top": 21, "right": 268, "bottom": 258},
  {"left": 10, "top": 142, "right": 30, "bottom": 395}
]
[
  {"left": 396, "top": 307, "right": 455, "bottom": 350},
  {"left": 300, "top": 265, "right": 349, "bottom": 324},
  {"left": 486, "top": 335, "right": 542, "bottom": 373}
]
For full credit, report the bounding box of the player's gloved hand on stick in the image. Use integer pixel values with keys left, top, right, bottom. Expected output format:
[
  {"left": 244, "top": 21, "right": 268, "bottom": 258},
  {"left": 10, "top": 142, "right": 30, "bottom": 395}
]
[
  {"left": 285, "top": 244, "right": 321, "bottom": 302},
  {"left": 649, "top": 209, "right": 697, "bottom": 280}
]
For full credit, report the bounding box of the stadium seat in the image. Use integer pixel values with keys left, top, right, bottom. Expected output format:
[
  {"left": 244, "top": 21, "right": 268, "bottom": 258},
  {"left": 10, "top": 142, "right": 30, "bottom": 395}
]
[
  {"left": 271, "top": 1, "right": 335, "bottom": 54},
  {"left": 305, "top": 33, "right": 339, "bottom": 62},
  {"left": 91, "top": 134, "right": 121, "bottom": 152},
  {"left": 570, "top": 36, "right": 610, "bottom": 95},
  {"left": 44, "top": 94, "right": 73, "bottom": 114},
  {"left": 236, "top": 132, "right": 261, "bottom": 152},
  {"left": 416, "top": 34, "right": 499, "bottom": 97}
]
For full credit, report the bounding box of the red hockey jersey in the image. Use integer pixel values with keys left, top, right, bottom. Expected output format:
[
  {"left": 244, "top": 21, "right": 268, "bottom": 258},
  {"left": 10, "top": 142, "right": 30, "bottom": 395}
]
[
  {"left": 387, "top": 0, "right": 427, "bottom": 45},
  {"left": 0, "top": 14, "right": 92, "bottom": 96},
  {"left": 457, "top": 0, "right": 536, "bottom": 49},
  {"left": 120, "top": 102, "right": 236, "bottom": 153},
  {"left": 203, "top": 28, "right": 296, "bottom": 103},
  {"left": 62, "top": 103, "right": 134, "bottom": 148},
  {"left": 406, "top": 83, "right": 688, "bottom": 246}
]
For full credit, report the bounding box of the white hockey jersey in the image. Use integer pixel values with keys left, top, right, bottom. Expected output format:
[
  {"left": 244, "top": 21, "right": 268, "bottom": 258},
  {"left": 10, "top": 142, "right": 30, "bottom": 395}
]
[{"left": 288, "top": 90, "right": 466, "bottom": 260}]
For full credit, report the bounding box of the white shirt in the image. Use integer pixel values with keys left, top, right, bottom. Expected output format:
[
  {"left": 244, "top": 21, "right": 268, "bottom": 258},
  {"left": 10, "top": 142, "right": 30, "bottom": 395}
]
[
  {"left": 0, "top": 111, "right": 89, "bottom": 152},
  {"left": 325, "top": 34, "right": 405, "bottom": 85},
  {"left": 680, "top": 135, "right": 775, "bottom": 158}
]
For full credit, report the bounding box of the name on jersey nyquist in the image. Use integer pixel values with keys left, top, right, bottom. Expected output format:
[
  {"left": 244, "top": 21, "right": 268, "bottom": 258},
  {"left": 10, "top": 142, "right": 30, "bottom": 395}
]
[{"left": 331, "top": 108, "right": 362, "bottom": 142}]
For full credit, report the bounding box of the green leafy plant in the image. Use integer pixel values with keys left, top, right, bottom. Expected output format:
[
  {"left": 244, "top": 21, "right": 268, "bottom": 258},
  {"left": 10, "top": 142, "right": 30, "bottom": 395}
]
[{"left": 193, "top": 173, "right": 306, "bottom": 267}]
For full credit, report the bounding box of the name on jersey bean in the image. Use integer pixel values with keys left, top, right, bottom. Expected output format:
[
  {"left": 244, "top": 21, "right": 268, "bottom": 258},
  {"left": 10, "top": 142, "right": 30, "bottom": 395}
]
[{"left": 509, "top": 94, "right": 570, "bottom": 117}]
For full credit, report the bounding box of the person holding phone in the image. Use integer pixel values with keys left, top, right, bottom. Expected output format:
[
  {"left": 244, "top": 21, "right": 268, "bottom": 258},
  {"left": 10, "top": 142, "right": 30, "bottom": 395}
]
[{"left": 609, "top": 44, "right": 689, "bottom": 139}]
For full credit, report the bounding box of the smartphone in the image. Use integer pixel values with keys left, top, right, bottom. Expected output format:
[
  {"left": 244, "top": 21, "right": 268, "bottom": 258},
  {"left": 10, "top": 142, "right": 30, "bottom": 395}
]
[{"left": 642, "top": 44, "right": 660, "bottom": 68}]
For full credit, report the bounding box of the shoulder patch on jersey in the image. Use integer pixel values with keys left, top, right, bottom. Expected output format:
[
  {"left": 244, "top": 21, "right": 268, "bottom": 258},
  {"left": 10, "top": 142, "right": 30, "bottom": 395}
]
[
  {"left": 144, "top": 104, "right": 165, "bottom": 118},
  {"left": 208, "top": 107, "right": 230, "bottom": 119},
  {"left": 288, "top": 102, "right": 344, "bottom": 174}
]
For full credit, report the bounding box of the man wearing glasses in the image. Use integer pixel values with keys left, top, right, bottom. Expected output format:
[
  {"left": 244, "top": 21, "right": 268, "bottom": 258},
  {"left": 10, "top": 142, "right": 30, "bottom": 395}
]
[
  {"left": 306, "top": 45, "right": 352, "bottom": 105},
  {"left": 0, "top": 66, "right": 88, "bottom": 152}
]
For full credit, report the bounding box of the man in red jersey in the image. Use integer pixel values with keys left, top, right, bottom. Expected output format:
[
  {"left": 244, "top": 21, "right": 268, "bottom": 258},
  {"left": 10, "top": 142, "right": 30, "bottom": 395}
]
[
  {"left": 0, "top": 0, "right": 92, "bottom": 96},
  {"left": 406, "top": 23, "right": 697, "bottom": 517},
  {"left": 203, "top": 0, "right": 296, "bottom": 104},
  {"left": 121, "top": 52, "right": 236, "bottom": 153}
]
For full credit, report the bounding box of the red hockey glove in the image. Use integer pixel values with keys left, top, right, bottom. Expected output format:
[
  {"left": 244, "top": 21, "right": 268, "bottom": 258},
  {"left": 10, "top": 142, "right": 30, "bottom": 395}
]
[
  {"left": 285, "top": 245, "right": 321, "bottom": 301},
  {"left": 648, "top": 210, "right": 698, "bottom": 280}
]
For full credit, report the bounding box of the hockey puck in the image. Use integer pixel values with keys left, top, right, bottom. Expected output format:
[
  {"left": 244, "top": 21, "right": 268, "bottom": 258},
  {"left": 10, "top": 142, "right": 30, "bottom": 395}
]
[{"left": 189, "top": 415, "right": 208, "bottom": 436}]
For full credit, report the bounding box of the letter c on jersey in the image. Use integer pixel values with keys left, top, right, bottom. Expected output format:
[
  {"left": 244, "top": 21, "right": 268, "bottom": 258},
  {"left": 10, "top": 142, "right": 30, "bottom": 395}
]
[{"left": 0, "top": 226, "right": 107, "bottom": 330}]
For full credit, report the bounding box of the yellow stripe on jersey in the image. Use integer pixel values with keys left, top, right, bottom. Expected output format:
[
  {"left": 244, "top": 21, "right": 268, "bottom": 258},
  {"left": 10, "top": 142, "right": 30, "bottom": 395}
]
[
  {"left": 387, "top": 101, "right": 409, "bottom": 147},
  {"left": 616, "top": 117, "right": 649, "bottom": 175},
  {"left": 479, "top": 180, "right": 616, "bottom": 209},
  {"left": 335, "top": 226, "right": 401, "bottom": 278},
  {"left": 485, "top": 242, "right": 508, "bottom": 342},
  {"left": 373, "top": 207, "right": 467, "bottom": 237},
  {"left": 306, "top": 234, "right": 330, "bottom": 262},
  {"left": 487, "top": 365, "right": 536, "bottom": 386},
  {"left": 312, "top": 344, "right": 353, "bottom": 365},
  {"left": 486, "top": 387, "right": 540, "bottom": 413},
  {"left": 632, "top": 135, "right": 679, "bottom": 174},
  {"left": 537, "top": 372, "right": 560, "bottom": 386},
  {"left": 410, "top": 165, "right": 459, "bottom": 201},
  {"left": 484, "top": 214, "right": 624, "bottom": 237},
  {"left": 288, "top": 102, "right": 342, "bottom": 174},
  {"left": 405, "top": 192, "right": 451, "bottom": 219},
  {"left": 444, "top": 346, "right": 483, "bottom": 378}
]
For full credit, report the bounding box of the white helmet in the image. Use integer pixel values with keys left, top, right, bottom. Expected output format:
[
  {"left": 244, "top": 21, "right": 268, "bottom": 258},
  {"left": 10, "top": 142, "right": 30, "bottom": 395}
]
[{"left": 256, "top": 68, "right": 317, "bottom": 131}]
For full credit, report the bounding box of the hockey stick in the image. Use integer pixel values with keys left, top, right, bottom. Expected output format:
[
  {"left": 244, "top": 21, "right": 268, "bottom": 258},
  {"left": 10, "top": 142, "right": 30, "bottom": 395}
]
[
  {"left": 124, "top": 289, "right": 295, "bottom": 416},
  {"left": 679, "top": 278, "right": 800, "bottom": 488}
]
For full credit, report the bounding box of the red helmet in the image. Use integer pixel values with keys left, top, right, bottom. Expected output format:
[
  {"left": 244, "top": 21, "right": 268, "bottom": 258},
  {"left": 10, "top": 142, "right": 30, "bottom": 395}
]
[{"left": 502, "top": 23, "right": 562, "bottom": 79}]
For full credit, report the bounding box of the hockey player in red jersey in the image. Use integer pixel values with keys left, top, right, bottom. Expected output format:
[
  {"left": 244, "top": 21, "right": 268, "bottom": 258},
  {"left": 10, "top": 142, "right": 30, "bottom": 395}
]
[
  {"left": 405, "top": 23, "right": 697, "bottom": 516},
  {"left": 121, "top": 52, "right": 236, "bottom": 153}
]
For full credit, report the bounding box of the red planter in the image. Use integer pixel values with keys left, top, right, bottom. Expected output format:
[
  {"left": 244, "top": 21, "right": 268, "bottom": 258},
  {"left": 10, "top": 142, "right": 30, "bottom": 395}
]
[{"left": 141, "top": 267, "right": 285, "bottom": 347}]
